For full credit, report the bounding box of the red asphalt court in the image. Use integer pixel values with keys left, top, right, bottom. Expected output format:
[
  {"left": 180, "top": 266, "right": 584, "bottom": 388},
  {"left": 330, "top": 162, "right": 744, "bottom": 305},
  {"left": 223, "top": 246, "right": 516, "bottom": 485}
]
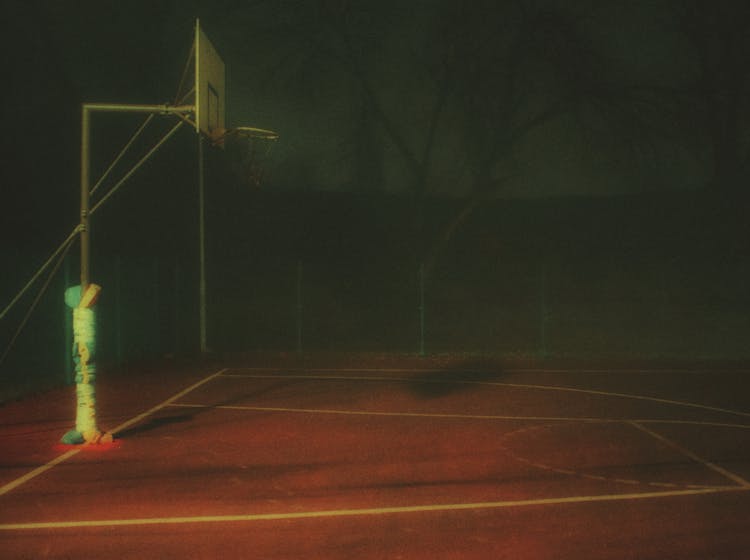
[{"left": 1, "top": 357, "right": 749, "bottom": 559}]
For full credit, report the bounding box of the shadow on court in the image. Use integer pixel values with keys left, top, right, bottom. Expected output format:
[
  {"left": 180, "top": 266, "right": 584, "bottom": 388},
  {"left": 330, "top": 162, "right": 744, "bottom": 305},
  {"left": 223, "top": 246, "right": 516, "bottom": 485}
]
[
  {"left": 115, "top": 377, "right": 300, "bottom": 439},
  {"left": 117, "top": 413, "right": 194, "bottom": 438},
  {"left": 408, "top": 359, "right": 506, "bottom": 398}
]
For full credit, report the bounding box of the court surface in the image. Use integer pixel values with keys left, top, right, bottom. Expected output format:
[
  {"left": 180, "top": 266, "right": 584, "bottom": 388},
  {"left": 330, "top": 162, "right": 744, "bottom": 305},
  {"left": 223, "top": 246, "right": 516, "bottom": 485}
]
[{"left": 1, "top": 357, "right": 749, "bottom": 559}]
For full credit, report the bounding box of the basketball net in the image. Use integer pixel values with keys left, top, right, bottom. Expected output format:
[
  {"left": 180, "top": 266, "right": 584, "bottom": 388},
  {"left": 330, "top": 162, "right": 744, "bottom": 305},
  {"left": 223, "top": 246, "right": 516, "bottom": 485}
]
[{"left": 209, "top": 127, "right": 279, "bottom": 188}]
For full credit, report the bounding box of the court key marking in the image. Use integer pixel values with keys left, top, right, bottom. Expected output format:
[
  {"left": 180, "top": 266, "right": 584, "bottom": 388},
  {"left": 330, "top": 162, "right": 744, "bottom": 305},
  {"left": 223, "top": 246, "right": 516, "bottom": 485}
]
[
  {"left": 176, "top": 369, "right": 750, "bottom": 492},
  {"left": 629, "top": 421, "right": 750, "bottom": 488},
  {"left": 499, "top": 421, "right": 747, "bottom": 491}
]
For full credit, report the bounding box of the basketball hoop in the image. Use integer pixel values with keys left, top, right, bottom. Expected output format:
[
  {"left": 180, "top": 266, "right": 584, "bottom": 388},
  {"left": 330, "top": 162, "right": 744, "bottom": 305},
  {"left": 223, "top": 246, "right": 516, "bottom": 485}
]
[{"left": 210, "top": 126, "right": 279, "bottom": 188}]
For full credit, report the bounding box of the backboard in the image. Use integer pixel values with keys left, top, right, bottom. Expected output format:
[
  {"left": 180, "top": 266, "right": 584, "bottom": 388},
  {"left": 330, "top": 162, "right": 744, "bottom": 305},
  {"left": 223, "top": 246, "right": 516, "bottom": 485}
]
[{"left": 194, "top": 19, "right": 225, "bottom": 137}]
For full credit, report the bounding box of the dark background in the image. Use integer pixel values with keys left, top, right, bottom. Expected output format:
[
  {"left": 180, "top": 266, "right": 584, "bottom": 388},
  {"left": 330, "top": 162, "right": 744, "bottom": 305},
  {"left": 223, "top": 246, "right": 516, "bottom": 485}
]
[{"left": 1, "top": 1, "right": 749, "bottom": 400}]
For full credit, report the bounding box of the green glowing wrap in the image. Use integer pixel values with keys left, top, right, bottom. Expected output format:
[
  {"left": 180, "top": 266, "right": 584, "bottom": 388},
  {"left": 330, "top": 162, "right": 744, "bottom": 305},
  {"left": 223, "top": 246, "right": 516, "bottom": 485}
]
[{"left": 61, "top": 284, "right": 108, "bottom": 445}]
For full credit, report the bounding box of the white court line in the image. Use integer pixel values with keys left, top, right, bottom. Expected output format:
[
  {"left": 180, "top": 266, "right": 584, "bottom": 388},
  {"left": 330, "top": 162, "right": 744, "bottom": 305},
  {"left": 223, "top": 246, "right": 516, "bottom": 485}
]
[
  {"left": 167, "top": 402, "right": 750, "bottom": 431},
  {"left": 0, "top": 486, "right": 743, "bottom": 530},
  {"left": 232, "top": 367, "right": 750, "bottom": 375},
  {"left": 0, "top": 449, "right": 81, "bottom": 498},
  {"left": 221, "top": 372, "right": 750, "bottom": 419},
  {"left": 109, "top": 368, "right": 227, "bottom": 436},
  {"left": 169, "top": 402, "right": 621, "bottom": 422},
  {"left": 629, "top": 421, "right": 750, "bottom": 489},
  {"left": 0, "top": 369, "right": 227, "bottom": 498},
  {"left": 637, "top": 419, "right": 750, "bottom": 430},
  {"left": 498, "top": 382, "right": 750, "bottom": 419}
]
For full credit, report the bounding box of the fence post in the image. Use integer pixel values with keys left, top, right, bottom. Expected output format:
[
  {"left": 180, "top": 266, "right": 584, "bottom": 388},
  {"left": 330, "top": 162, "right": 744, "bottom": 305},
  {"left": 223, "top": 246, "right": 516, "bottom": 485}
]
[
  {"left": 296, "top": 259, "right": 303, "bottom": 354},
  {"left": 174, "top": 257, "right": 181, "bottom": 355},
  {"left": 63, "top": 255, "right": 73, "bottom": 384},
  {"left": 419, "top": 261, "right": 425, "bottom": 357},
  {"left": 114, "top": 255, "right": 123, "bottom": 367},
  {"left": 153, "top": 257, "right": 160, "bottom": 356},
  {"left": 538, "top": 259, "right": 548, "bottom": 359}
]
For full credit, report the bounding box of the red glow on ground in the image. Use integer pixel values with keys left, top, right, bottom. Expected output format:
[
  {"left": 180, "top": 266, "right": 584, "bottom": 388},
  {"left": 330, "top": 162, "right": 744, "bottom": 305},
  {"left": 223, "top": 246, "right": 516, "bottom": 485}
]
[{"left": 54, "top": 439, "right": 123, "bottom": 452}]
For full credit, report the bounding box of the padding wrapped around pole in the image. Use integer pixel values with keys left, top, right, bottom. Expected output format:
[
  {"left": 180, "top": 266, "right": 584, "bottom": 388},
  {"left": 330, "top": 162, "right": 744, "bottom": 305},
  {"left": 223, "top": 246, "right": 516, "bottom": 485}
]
[{"left": 61, "top": 284, "right": 112, "bottom": 445}]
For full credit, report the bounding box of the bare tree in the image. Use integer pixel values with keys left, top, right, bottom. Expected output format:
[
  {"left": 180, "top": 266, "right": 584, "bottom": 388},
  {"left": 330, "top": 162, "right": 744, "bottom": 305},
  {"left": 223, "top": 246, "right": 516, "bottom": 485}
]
[
  {"left": 420, "top": 1, "right": 669, "bottom": 274},
  {"left": 242, "top": 1, "right": 671, "bottom": 270},
  {"left": 664, "top": 1, "right": 750, "bottom": 192}
]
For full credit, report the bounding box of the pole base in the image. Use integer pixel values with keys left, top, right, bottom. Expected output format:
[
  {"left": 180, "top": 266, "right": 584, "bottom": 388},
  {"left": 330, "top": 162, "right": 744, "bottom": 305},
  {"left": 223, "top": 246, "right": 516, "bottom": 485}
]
[{"left": 61, "top": 429, "right": 113, "bottom": 445}]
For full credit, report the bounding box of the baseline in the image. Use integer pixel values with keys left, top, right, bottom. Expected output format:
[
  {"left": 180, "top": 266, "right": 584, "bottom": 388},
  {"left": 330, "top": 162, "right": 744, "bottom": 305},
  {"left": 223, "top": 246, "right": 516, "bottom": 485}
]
[{"left": 0, "top": 487, "right": 743, "bottom": 531}]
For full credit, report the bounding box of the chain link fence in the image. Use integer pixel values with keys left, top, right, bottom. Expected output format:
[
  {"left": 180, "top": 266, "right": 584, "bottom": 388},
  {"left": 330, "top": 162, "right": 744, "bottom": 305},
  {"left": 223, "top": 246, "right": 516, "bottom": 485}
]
[{"left": 3, "top": 193, "right": 750, "bottom": 401}]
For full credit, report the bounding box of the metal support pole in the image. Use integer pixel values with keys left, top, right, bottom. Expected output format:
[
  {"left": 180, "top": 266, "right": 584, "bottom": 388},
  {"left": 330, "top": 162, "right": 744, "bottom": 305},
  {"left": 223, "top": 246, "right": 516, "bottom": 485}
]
[
  {"left": 62, "top": 104, "right": 106, "bottom": 444},
  {"left": 80, "top": 106, "right": 91, "bottom": 291},
  {"left": 198, "top": 134, "right": 208, "bottom": 354},
  {"left": 62, "top": 102, "right": 193, "bottom": 444}
]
